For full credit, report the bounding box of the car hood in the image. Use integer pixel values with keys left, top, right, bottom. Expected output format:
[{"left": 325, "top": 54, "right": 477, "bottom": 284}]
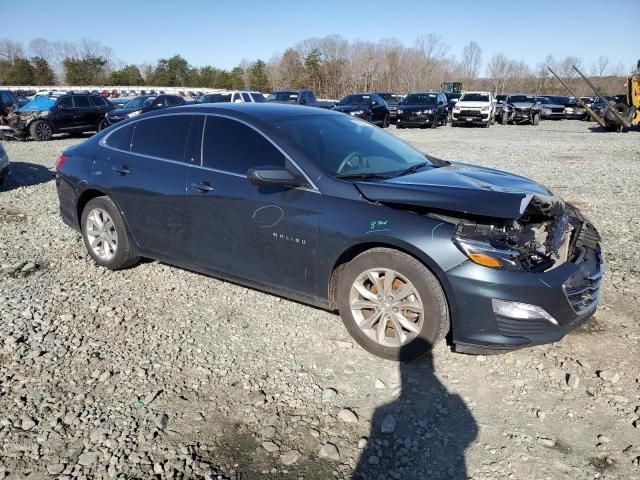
[
  {"left": 510, "top": 101, "right": 535, "bottom": 109},
  {"left": 456, "top": 101, "right": 490, "bottom": 108},
  {"left": 16, "top": 96, "right": 55, "bottom": 112},
  {"left": 108, "top": 107, "right": 140, "bottom": 117},
  {"left": 334, "top": 105, "right": 370, "bottom": 113},
  {"left": 354, "top": 161, "right": 559, "bottom": 219},
  {"left": 398, "top": 104, "right": 436, "bottom": 111}
]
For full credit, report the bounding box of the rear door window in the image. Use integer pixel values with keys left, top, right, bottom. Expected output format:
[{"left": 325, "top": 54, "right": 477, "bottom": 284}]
[
  {"left": 131, "top": 115, "right": 193, "bottom": 162},
  {"left": 105, "top": 123, "right": 135, "bottom": 151},
  {"left": 74, "top": 96, "right": 91, "bottom": 108},
  {"left": 202, "top": 116, "right": 286, "bottom": 174},
  {"left": 57, "top": 96, "right": 74, "bottom": 108},
  {"left": 241, "top": 92, "right": 252, "bottom": 102},
  {"left": 90, "top": 96, "right": 107, "bottom": 107}
]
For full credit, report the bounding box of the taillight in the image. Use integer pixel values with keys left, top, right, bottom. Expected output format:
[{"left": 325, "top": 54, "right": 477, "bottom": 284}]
[{"left": 55, "top": 155, "right": 67, "bottom": 172}]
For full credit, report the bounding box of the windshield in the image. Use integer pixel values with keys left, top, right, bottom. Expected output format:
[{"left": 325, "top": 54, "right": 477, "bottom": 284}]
[
  {"left": 338, "top": 94, "right": 372, "bottom": 105},
  {"left": 459, "top": 93, "right": 489, "bottom": 102},
  {"left": 378, "top": 93, "right": 400, "bottom": 103},
  {"left": 507, "top": 95, "right": 535, "bottom": 103},
  {"left": 266, "top": 91, "right": 299, "bottom": 103},
  {"left": 445, "top": 93, "right": 462, "bottom": 101},
  {"left": 17, "top": 96, "right": 56, "bottom": 112},
  {"left": 200, "top": 93, "right": 232, "bottom": 103},
  {"left": 270, "top": 114, "right": 435, "bottom": 177},
  {"left": 402, "top": 93, "right": 436, "bottom": 105},
  {"left": 124, "top": 96, "right": 155, "bottom": 109}
]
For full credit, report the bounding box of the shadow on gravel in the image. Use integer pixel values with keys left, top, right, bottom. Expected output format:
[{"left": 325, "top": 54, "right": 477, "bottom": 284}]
[
  {"left": 0, "top": 161, "right": 55, "bottom": 192},
  {"left": 353, "top": 339, "right": 478, "bottom": 480}
]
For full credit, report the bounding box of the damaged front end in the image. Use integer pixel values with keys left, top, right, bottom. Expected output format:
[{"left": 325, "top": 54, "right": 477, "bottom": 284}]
[
  {"left": 449, "top": 196, "right": 599, "bottom": 273},
  {"left": 1, "top": 111, "right": 41, "bottom": 140}
]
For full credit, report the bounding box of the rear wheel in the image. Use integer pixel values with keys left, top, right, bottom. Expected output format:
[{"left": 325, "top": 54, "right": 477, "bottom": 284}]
[
  {"left": 337, "top": 248, "right": 449, "bottom": 361},
  {"left": 81, "top": 197, "right": 140, "bottom": 270},
  {"left": 29, "top": 120, "right": 53, "bottom": 141}
]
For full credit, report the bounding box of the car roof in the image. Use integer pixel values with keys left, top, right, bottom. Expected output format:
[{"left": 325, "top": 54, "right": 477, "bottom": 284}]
[{"left": 142, "top": 102, "right": 337, "bottom": 120}]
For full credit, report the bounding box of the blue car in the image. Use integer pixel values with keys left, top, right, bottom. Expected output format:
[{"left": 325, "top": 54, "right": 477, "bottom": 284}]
[{"left": 55, "top": 103, "right": 603, "bottom": 360}]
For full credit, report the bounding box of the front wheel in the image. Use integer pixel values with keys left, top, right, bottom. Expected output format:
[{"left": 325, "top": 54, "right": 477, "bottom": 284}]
[
  {"left": 97, "top": 118, "right": 107, "bottom": 131},
  {"left": 81, "top": 196, "right": 140, "bottom": 270},
  {"left": 500, "top": 114, "right": 508, "bottom": 125},
  {"left": 382, "top": 114, "right": 389, "bottom": 128},
  {"left": 337, "top": 248, "right": 449, "bottom": 361},
  {"left": 29, "top": 120, "right": 53, "bottom": 141},
  {"left": 532, "top": 113, "right": 540, "bottom": 126}
]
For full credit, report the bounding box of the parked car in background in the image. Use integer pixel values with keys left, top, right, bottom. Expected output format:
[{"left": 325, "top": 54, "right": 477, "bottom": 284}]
[
  {"left": 105, "top": 95, "right": 185, "bottom": 125},
  {"left": 535, "top": 96, "right": 566, "bottom": 120},
  {"left": 546, "top": 96, "right": 588, "bottom": 120},
  {"left": 110, "top": 98, "right": 131, "bottom": 109},
  {"left": 505, "top": 94, "right": 541, "bottom": 125},
  {"left": 451, "top": 91, "right": 494, "bottom": 127},
  {"left": 0, "top": 141, "right": 9, "bottom": 184},
  {"left": 3, "top": 93, "right": 114, "bottom": 141},
  {"left": 375, "top": 92, "right": 402, "bottom": 123},
  {"left": 1, "top": 90, "right": 19, "bottom": 122},
  {"left": 396, "top": 92, "right": 448, "bottom": 128},
  {"left": 198, "top": 91, "right": 264, "bottom": 104},
  {"left": 494, "top": 95, "right": 512, "bottom": 124},
  {"left": 56, "top": 103, "right": 603, "bottom": 360},
  {"left": 333, "top": 93, "right": 390, "bottom": 127},
  {"left": 444, "top": 92, "right": 462, "bottom": 119},
  {"left": 266, "top": 90, "right": 317, "bottom": 107},
  {"left": 316, "top": 100, "right": 337, "bottom": 109}
]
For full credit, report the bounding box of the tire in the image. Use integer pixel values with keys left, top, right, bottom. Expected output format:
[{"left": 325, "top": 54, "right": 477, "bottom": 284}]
[
  {"left": 81, "top": 196, "right": 140, "bottom": 270},
  {"left": 382, "top": 114, "right": 389, "bottom": 128},
  {"left": 337, "top": 248, "right": 449, "bottom": 361},
  {"left": 29, "top": 120, "right": 53, "bottom": 141},
  {"left": 451, "top": 121, "right": 457, "bottom": 127},
  {"left": 500, "top": 113, "right": 508, "bottom": 125},
  {"left": 97, "top": 118, "right": 107, "bottom": 131},
  {"left": 490, "top": 115, "right": 495, "bottom": 125},
  {"left": 532, "top": 113, "right": 540, "bottom": 126},
  {"left": 483, "top": 120, "right": 490, "bottom": 128},
  {"left": 430, "top": 117, "right": 437, "bottom": 129}
]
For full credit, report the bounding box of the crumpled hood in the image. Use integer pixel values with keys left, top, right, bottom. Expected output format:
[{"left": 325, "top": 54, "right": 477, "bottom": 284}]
[
  {"left": 510, "top": 101, "right": 535, "bottom": 109},
  {"left": 354, "top": 161, "right": 560, "bottom": 219},
  {"left": 334, "top": 105, "right": 370, "bottom": 113}
]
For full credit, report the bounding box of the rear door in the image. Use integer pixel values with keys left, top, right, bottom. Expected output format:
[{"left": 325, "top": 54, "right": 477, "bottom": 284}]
[
  {"left": 71, "top": 95, "right": 94, "bottom": 129},
  {"left": 103, "top": 114, "right": 198, "bottom": 261},
  {"left": 186, "top": 115, "right": 321, "bottom": 298},
  {"left": 52, "top": 96, "right": 76, "bottom": 131}
]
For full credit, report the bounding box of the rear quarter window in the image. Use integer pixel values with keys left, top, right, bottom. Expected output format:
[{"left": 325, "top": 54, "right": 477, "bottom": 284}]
[{"left": 104, "top": 123, "right": 135, "bottom": 151}]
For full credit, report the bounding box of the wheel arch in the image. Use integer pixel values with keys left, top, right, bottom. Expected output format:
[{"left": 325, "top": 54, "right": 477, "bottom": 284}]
[
  {"left": 76, "top": 188, "right": 108, "bottom": 229},
  {"left": 327, "top": 240, "right": 451, "bottom": 312}
]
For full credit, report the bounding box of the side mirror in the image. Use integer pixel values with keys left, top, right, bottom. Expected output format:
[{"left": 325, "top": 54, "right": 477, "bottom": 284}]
[
  {"left": 371, "top": 100, "right": 378, "bottom": 106},
  {"left": 247, "top": 166, "right": 305, "bottom": 187}
]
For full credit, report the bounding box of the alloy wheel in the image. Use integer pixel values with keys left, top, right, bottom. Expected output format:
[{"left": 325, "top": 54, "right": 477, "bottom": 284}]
[
  {"left": 85, "top": 208, "right": 118, "bottom": 261},
  {"left": 349, "top": 268, "right": 424, "bottom": 347},
  {"left": 36, "top": 122, "right": 52, "bottom": 140}
]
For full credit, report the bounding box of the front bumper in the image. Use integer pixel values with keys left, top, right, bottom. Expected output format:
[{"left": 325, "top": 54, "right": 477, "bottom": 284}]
[
  {"left": 452, "top": 111, "right": 490, "bottom": 124},
  {"left": 445, "top": 232, "right": 603, "bottom": 353},
  {"left": 106, "top": 115, "right": 127, "bottom": 125},
  {"left": 396, "top": 112, "right": 436, "bottom": 127}
]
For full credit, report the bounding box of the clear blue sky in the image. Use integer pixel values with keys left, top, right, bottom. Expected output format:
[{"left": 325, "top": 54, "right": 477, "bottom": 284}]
[{"left": 6, "top": 0, "right": 639, "bottom": 73}]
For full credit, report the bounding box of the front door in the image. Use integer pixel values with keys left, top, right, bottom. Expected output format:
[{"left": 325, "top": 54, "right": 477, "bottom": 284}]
[{"left": 187, "top": 115, "right": 320, "bottom": 298}]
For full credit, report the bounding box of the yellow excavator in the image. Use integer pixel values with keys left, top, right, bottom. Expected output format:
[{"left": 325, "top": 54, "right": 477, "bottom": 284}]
[{"left": 548, "top": 60, "right": 639, "bottom": 132}]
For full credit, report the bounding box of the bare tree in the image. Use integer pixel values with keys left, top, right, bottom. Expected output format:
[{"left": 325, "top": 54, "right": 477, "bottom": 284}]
[
  {"left": 0, "top": 39, "right": 25, "bottom": 62},
  {"left": 589, "top": 55, "right": 610, "bottom": 77},
  {"left": 461, "top": 41, "right": 482, "bottom": 85}
]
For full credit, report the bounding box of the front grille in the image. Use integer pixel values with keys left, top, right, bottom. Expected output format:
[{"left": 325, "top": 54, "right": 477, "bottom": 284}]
[
  {"left": 495, "top": 315, "right": 553, "bottom": 337},
  {"left": 551, "top": 107, "right": 564, "bottom": 113},
  {"left": 459, "top": 109, "right": 482, "bottom": 117}
]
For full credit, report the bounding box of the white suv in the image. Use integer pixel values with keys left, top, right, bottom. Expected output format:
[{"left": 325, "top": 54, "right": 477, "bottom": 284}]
[
  {"left": 197, "top": 90, "right": 265, "bottom": 104},
  {"left": 451, "top": 91, "right": 495, "bottom": 128}
]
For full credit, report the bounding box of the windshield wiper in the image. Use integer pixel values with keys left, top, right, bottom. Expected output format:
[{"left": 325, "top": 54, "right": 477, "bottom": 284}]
[
  {"left": 335, "top": 172, "right": 392, "bottom": 180},
  {"left": 395, "top": 161, "right": 433, "bottom": 177}
]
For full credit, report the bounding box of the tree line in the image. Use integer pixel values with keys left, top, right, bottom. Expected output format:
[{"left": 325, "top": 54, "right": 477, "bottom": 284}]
[{"left": 0, "top": 36, "right": 630, "bottom": 98}]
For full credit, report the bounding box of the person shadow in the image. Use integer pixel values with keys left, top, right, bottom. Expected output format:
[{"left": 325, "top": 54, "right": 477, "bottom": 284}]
[{"left": 353, "top": 338, "right": 478, "bottom": 480}]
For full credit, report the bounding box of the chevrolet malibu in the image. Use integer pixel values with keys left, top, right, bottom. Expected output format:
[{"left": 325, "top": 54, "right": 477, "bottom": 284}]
[{"left": 56, "top": 104, "right": 603, "bottom": 360}]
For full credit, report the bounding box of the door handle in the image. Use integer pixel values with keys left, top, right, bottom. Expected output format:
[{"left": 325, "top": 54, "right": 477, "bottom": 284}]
[
  {"left": 190, "top": 182, "right": 214, "bottom": 192},
  {"left": 112, "top": 166, "right": 131, "bottom": 175}
]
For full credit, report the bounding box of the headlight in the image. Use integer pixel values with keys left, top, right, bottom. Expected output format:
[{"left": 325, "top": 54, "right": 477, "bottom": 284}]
[
  {"left": 349, "top": 110, "right": 364, "bottom": 115},
  {"left": 543, "top": 108, "right": 551, "bottom": 115},
  {"left": 424, "top": 109, "right": 433, "bottom": 114},
  {"left": 397, "top": 109, "right": 403, "bottom": 114},
  {"left": 481, "top": 105, "right": 490, "bottom": 111},
  {"left": 127, "top": 110, "right": 142, "bottom": 118},
  {"left": 453, "top": 237, "right": 523, "bottom": 271},
  {"left": 453, "top": 105, "right": 461, "bottom": 111}
]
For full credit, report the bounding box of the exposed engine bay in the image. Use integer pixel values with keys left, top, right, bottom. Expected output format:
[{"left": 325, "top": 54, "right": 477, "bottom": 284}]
[{"left": 2, "top": 111, "right": 40, "bottom": 140}]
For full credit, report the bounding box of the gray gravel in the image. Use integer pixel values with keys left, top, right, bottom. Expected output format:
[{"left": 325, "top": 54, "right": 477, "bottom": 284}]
[{"left": 0, "top": 121, "right": 639, "bottom": 479}]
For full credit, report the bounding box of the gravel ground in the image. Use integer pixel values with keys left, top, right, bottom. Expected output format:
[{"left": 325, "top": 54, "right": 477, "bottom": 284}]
[{"left": 0, "top": 120, "right": 639, "bottom": 480}]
